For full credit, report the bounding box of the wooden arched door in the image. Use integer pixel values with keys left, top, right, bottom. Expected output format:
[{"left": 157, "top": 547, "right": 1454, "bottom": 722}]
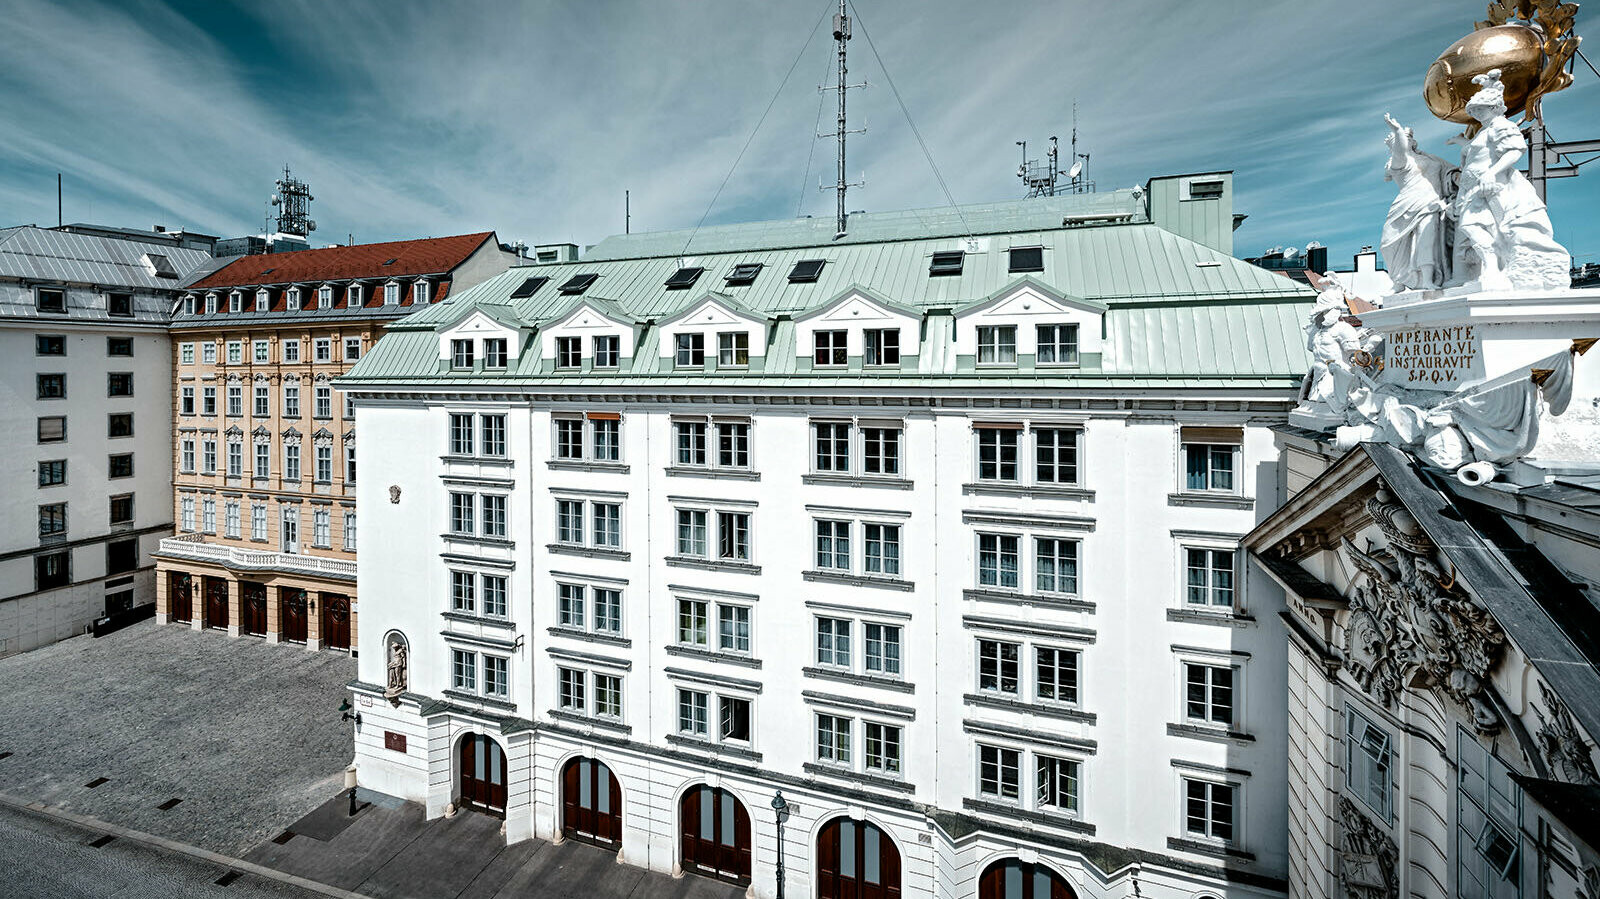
[
  {"left": 280, "top": 588, "right": 308, "bottom": 643},
  {"left": 817, "top": 817, "right": 901, "bottom": 899},
  {"left": 457, "top": 732, "right": 506, "bottom": 816},
  {"left": 168, "top": 572, "right": 193, "bottom": 623},
  {"left": 321, "top": 593, "right": 351, "bottom": 650},
  {"left": 679, "top": 785, "right": 752, "bottom": 884},
  {"left": 561, "top": 757, "right": 622, "bottom": 848},
  {"left": 978, "top": 859, "right": 1077, "bottom": 899}
]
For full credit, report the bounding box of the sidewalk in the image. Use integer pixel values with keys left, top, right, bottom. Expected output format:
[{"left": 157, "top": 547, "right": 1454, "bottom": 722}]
[{"left": 244, "top": 790, "right": 746, "bottom": 899}]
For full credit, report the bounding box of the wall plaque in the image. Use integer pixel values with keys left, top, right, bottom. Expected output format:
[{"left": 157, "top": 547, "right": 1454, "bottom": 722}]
[
  {"left": 1382, "top": 325, "right": 1482, "bottom": 390},
  {"left": 384, "top": 731, "right": 407, "bottom": 753}
]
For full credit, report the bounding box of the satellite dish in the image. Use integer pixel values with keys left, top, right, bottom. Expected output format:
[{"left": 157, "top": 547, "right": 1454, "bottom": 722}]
[
  {"left": 307, "top": 220, "right": 317, "bottom": 232},
  {"left": 1067, "top": 160, "right": 1083, "bottom": 179},
  {"left": 270, "top": 195, "right": 280, "bottom": 206},
  {"left": 1283, "top": 247, "right": 1299, "bottom": 258}
]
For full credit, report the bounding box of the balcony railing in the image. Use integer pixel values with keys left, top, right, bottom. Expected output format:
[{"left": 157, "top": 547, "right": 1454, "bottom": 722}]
[{"left": 157, "top": 535, "right": 356, "bottom": 579}]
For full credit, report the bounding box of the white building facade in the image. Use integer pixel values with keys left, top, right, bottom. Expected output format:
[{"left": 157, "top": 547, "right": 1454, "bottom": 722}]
[{"left": 342, "top": 184, "right": 1311, "bottom": 899}]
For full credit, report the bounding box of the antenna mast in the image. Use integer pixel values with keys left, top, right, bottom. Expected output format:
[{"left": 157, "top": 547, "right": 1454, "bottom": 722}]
[
  {"left": 820, "top": 0, "right": 866, "bottom": 238},
  {"left": 269, "top": 165, "right": 317, "bottom": 237}
]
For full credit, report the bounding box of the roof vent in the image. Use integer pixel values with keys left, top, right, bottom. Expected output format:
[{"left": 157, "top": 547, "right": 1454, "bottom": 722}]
[
  {"left": 929, "top": 251, "right": 965, "bottom": 276},
  {"left": 382, "top": 258, "right": 397, "bottom": 265},
  {"left": 788, "top": 259, "right": 826, "bottom": 283}
]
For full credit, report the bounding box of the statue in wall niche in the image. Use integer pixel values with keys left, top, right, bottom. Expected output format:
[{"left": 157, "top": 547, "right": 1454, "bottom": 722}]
[
  {"left": 1447, "top": 69, "right": 1571, "bottom": 291},
  {"left": 1339, "top": 484, "right": 1507, "bottom": 734},
  {"left": 385, "top": 638, "right": 408, "bottom": 705},
  {"left": 1533, "top": 679, "right": 1600, "bottom": 785},
  {"left": 1337, "top": 797, "right": 1398, "bottom": 899},
  {"left": 1382, "top": 113, "right": 1456, "bottom": 291}
]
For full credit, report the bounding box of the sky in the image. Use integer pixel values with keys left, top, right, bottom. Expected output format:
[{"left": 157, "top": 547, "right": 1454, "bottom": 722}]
[{"left": 1, "top": 0, "right": 1598, "bottom": 268}]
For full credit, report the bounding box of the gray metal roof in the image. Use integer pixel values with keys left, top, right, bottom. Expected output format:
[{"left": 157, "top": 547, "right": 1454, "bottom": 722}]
[{"left": 0, "top": 225, "right": 212, "bottom": 290}]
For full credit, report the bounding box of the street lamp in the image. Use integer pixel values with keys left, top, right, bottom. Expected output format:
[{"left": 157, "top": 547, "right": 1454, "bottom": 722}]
[{"left": 771, "top": 791, "right": 790, "bottom": 899}]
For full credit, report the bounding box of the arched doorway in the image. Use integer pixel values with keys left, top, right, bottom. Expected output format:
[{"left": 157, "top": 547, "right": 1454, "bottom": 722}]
[
  {"left": 457, "top": 732, "right": 506, "bottom": 816},
  {"left": 561, "top": 757, "right": 622, "bottom": 848},
  {"left": 977, "top": 859, "right": 1077, "bottom": 899},
  {"left": 817, "top": 817, "right": 901, "bottom": 899},
  {"left": 679, "top": 785, "right": 751, "bottom": 884}
]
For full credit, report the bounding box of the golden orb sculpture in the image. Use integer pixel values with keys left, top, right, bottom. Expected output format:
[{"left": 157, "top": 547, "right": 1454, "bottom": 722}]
[{"left": 1424, "top": 24, "right": 1544, "bottom": 123}]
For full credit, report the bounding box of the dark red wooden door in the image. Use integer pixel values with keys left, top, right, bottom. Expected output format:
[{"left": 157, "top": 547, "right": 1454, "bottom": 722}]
[
  {"left": 281, "top": 588, "right": 308, "bottom": 643},
  {"left": 240, "top": 582, "right": 267, "bottom": 636},
  {"left": 168, "top": 572, "right": 193, "bottom": 623},
  {"left": 321, "top": 593, "right": 351, "bottom": 650},
  {"left": 457, "top": 733, "right": 506, "bottom": 816},
  {"left": 680, "top": 786, "right": 752, "bottom": 884},
  {"left": 817, "top": 818, "right": 901, "bottom": 899},
  {"left": 561, "top": 757, "right": 622, "bottom": 847},
  {"left": 203, "top": 577, "right": 229, "bottom": 630},
  {"left": 977, "top": 860, "right": 1077, "bottom": 899}
]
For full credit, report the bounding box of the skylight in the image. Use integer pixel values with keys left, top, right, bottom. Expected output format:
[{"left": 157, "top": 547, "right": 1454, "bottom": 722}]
[
  {"left": 559, "top": 273, "right": 600, "bottom": 295},
  {"left": 788, "top": 259, "right": 826, "bottom": 283},
  {"left": 725, "top": 263, "right": 762, "bottom": 285},
  {"left": 509, "top": 275, "right": 548, "bottom": 299},
  {"left": 664, "top": 266, "right": 704, "bottom": 290},
  {"left": 144, "top": 253, "right": 178, "bottom": 279},
  {"left": 929, "top": 251, "right": 965, "bottom": 276},
  {"left": 382, "top": 258, "right": 397, "bottom": 265},
  {"left": 1008, "top": 247, "right": 1044, "bottom": 274}
]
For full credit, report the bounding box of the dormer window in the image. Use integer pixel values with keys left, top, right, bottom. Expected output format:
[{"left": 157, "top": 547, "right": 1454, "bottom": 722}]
[
  {"left": 717, "top": 333, "right": 749, "bottom": 367},
  {"left": 930, "top": 251, "right": 965, "bottom": 276},
  {"left": 789, "top": 259, "right": 826, "bottom": 283},
  {"left": 317, "top": 285, "right": 333, "bottom": 308},
  {"left": 349, "top": 284, "right": 363, "bottom": 307},
  {"left": 594, "top": 335, "right": 620, "bottom": 368},
  {"left": 675, "top": 333, "right": 705, "bottom": 367},
  {"left": 229, "top": 291, "right": 243, "bottom": 313},
  {"left": 1008, "top": 247, "right": 1044, "bottom": 274},
  {"left": 665, "top": 266, "right": 704, "bottom": 290},
  {"left": 484, "top": 338, "right": 508, "bottom": 369},
  {"left": 814, "top": 330, "right": 847, "bottom": 367},
  {"left": 1037, "top": 324, "right": 1079, "bottom": 365},
  {"left": 977, "top": 325, "right": 1017, "bottom": 365},
  {"left": 556, "top": 336, "right": 581, "bottom": 369},
  {"left": 384, "top": 282, "right": 400, "bottom": 305},
  {"left": 725, "top": 263, "right": 762, "bottom": 286},
  {"left": 510, "top": 276, "right": 548, "bottom": 299},
  {"left": 287, "top": 287, "right": 302, "bottom": 311},
  {"left": 256, "top": 289, "right": 270, "bottom": 312},
  {"left": 451, "top": 339, "right": 474, "bottom": 369},
  {"left": 559, "top": 273, "right": 599, "bottom": 295},
  {"left": 204, "top": 293, "right": 217, "bottom": 314},
  {"left": 415, "top": 280, "right": 430, "bottom": 304},
  {"left": 183, "top": 295, "right": 196, "bottom": 315}
]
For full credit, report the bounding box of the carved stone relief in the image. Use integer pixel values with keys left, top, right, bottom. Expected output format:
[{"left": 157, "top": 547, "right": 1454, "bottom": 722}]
[
  {"left": 1533, "top": 679, "right": 1600, "bottom": 785},
  {"left": 1338, "top": 797, "right": 1399, "bottom": 899},
  {"left": 384, "top": 633, "right": 408, "bottom": 706}
]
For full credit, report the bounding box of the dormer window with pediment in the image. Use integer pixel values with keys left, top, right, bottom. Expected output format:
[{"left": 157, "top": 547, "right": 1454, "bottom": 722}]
[
  {"left": 349, "top": 283, "right": 363, "bottom": 307},
  {"left": 255, "top": 288, "right": 270, "bottom": 312},
  {"left": 415, "top": 279, "right": 430, "bottom": 304},
  {"left": 203, "top": 293, "right": 216, "bottom": 314},
  {"left": 954, "top": 282, "right": 1102, "bottom": 371},
  {"left": 384, "top": 281, "right": 400, "bottom": 305},
  {"left": 656, "top": 294, "right": 767, "bottom": 372},
  {"left": 793, "top": 287, "right": 921, "bottom": 371},
  {"left": 535, "top": 296, "right": 638, "bottom": 372},
  {"left": 438, "top": 307, "right": 523, "bottom": 372},
  {"left": 229, "top": 290, "right": 243, "bottom": 313}
]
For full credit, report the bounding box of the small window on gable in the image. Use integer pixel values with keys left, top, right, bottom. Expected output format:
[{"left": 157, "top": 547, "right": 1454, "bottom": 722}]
[
  {"left": 36, "top": 288, "right": 66, "bottom": 313},
  {"left": 317, "top": 285, "right": 333, "bottom": 308},
  {"left": 665, "top": 267, "right": 704, "bottom": 290},
  {"left": 349, "top": 284, "right": 364, "bottom": 306},
  {"left": 255, "top": 289, "right": 270, "bottom": 312},
  {"left": 229, "top": 291, "right": 242, "bottom": 313},
  {"left": 1187, "top": 179, "right": 1225, "bottom": 200},
  {"left": 1008, "top": 247, "right": 1044, "bottom": 274},
  {"left": 559, "top": 273, "right": 599, "bottom": 295},
  {"left": 929, "top": 251, "right": 965, "bottom": 276},
  {"left": 509, "top": 276, "right": 548, "bottom": 299},
  {"left": 286, "top": 287, "right": 301, "bottom": 311},
  {"left": 415, "top": 280, "right": 430, "bottom": 304},
  {"left": 725, "top": 263, "right": 762, "bottom": 286},
  {"left": 789, "top": 259, "right": 826, "bottom": 283}
]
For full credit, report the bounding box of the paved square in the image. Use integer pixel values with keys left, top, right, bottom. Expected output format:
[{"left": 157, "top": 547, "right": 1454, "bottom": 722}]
[{"left": 0, "top": 620, "right": 356, "bottom": 855}]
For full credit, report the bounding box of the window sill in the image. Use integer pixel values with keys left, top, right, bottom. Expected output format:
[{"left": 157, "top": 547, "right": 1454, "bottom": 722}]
[
  {"left": 664, "top": 556, "right": 761, "bottom": 576},
  {"left": 546, "top": 459, "right": 630, "bottom": 474},
  {"left": 1167, "top": 837, "right": 1254, "bottom": 862},
  {"left": 801, "top": 763, "right": 915, "bottom": 794},
  {"left": 440, "top": 454, "right": 514, "bottom": 467},
  {"left": 664, "top": 466, "right": 761, "bottom": 481},
  {"left": 442, "top": 534, "right": 516, "bottom": 550},
  {"left": 1167, "top": 492, "right": 1254, "bottom": 510},
  {"left": 802, "top": 666, "right": 912, "bottom": 693},
  {"left": 442, "top": 610, "right": 516, "bottom": 631},
  {"left": 545, "top": 544, "right": 630, "bottom": 562},
  {"left": 963, "top": 589, "right": 1094, "bottom": 612},
  {"left": 546, "top": 626, "right": 631, "bottom": 648},
  {"left": 1167, "top": 722, "right": 1256, "bottom": 745},
  {"left": 1165, "top": 607, "right": 1255, "bottom": 627},
  {"left": 546, "top": 708, "right": 631, "bottom": 735},
  {"left": 962, "top": 482, "right": 1094, "bottom": 501},
  {"left": 962, "top": 798, "right": 1095, "bottom": 835},
  {"left": 802, "top": 473, "right": 914, "bottom": 490},
  {"left": 665, "top": 734, "right": 763, "bottom": 763},
  {"left": 801, "top": 570, "right": 914, "bottom": 592},
  {"left": 441, "top": 689, "right": 517, "bottom": 713},
  {"left": 962, "top": 692, "right": 1096, "bottom": 724},
  {"left": 664, "top": 644, "right": 762, "bottom": 668}
]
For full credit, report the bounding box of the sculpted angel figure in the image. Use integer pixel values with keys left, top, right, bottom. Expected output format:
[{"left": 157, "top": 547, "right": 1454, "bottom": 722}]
[
  {"left": 1381, "top": 113, "right": 1455, "bottom": 290},
  {"left": 1448, "top": 69, "right": 1570, "bottom": 291}
]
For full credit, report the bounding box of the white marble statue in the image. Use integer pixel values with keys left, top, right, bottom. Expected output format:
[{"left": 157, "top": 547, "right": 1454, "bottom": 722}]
[
  {"left": 385, "top": 638, "right": 408, "bottom": 703},
  {"left": 1295, "top": 274, "right": 1380, "bottom": 423},
  {"left": 1381, "top": 114, "right": 1456, "bottom": 291},
  {"left": 1448, "top": 69, "right": 1571, "bottom": 291}
]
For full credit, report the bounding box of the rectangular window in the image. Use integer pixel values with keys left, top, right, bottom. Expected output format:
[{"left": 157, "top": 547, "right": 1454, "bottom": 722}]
[
  {"left": 1186, "top": 548, "right": 1236, "bottom": 607},
  {"left": 451, "top": 339, "right": 473, "bottom": 369},
  {"left": 978, "top": 639, "right": 1020, "bottom": 694},
  {"left": 452, "top": 571, "right": 477, "bottom": 612},
  {"left": 343, "top": 337, "right": 361, "bottom": 361},
  {"left": 816, "top": 617, "right": 851, "bottom": 667},
  {"left": 814, "top": 422, "right": 850, "bottom": 472},
  {"left": 1009, "top": 246, "right": 1045, "bottom": 273},
  {"left": 717, "top": 422, "right": 749, "bottom": 468},
  {"left": 676, "top": 421, "right": 707, "bottom": 466},
  {"left": 813, "top": 330, "right": 847, "bottom": 366},
  {"left": 719, "top": 697, "right": 751, "bottom": 742},
  {"left": 1034, "top": 428, "right": 1079, "bottom": 484},
  {"left": 593, "top": 588, "right": 621, "bottom": 633},
  {"left": 38, "top": 502, "right": 67, "bottom": 537},
  {"left": 37, "top": 334, "right": 66, "bottom": 355},
  {"left": 251, "top": 504, "right": 267, "bottom": 540},
  {"left": 591, "top": 501, "right": 620, "bottom": 547},
  {"left": 255, "top": 443, "right": 269, "bottom": 479},
  {"left": 283, "top": 385, "right": 299, "bottom": 418},
  {"left": 384, "top": 282, "right": 400, "bottom": 305},
  {"left": 717, "top": 511, "right": 749, "bottom": 561},
  {"left": 318, "top": 285, "right": 332, "bottom": 308},
  {"left": 674, "top": 333, "right": 705, "bottom": 367},
  {"left": 1035, "top": 538, "right": 1079, "bottom": 594},
  {"left": 978, "top": 533, "right": 1020, "bottom": 588},
  {"left": 477, "top": 574, "right": 504, "bottom": 617},
  {"left": 35, "top": 551, "right": 70, "bottom": 589},
  {"left": 314, "top": 387, "right": 331, "bottom": 418},
  {"left": 1346, "top": 706, "right": 1393, "bottom": 822},
  {"left": 815, "top": 519, "right": 850, "bottom": 570},
  {"left": 977, "top": 326, "right": 1017, "bottom": 365},
  {"left": 483, "top": 338, "right": 508, "bottom": 368},
  {"left": 312, "top": 508, "right": 330, "bottom": 547},
  {"left": 107, "top": 291, "right": 133, "bottom": 316},
  {"left": 484, "top": 656, "right": 508, "bottom": 697},
  {"left": 480, "top": 495, "right": 506, "bottom": 539},
  {"left": 1037, "top": 756, "right": 1081, "bottom": 813},
  {"left": 717, "top": 332, "right": 749, "bottom": 367},
  {"left": 202, "top": 386, "right": 216, "bottom": 415},
  {"left": 592, "top": 335, "right": 619, "bottom": 368},
  {"left": 253, "top": 340, "right": 270, "bottom": 364},
  {"left": 282, "top": 340, "right": 300, "bottom": 363},
  {"left": 865, "top": 722, "right": 902, "bottom": 775},
  {"left": 107, "top": 373, "right": 133, "bottom": 397},
  {"left": 181, "top": 497, "right": 195, "bottom": 531},
  {"left": 594, "top": 674, "right": 622, "bottom": 718},
  {"left": 178, "top": 342, "right": 194, "bottom": 364},
  {"left": 450, "top": 413, "right": 474, "bottom": 455},
  {"left": 676, "top": 509, "right": 708, "bottom": 557},
  {"left": 1036, "top": 324, "right": 1080, "bottom": 365},
  {"left": 452, "top": 650, "right": 478, "bottom": 692},
  {"left": 1456, "top": 727, "right": 1523, "bottom": 896},
  {"left": 717, "top": 604, "right": 751, "bottom": 653},
  {"left": 284, "top": 444, "right": 300, "bottom": 480},
  {"left": 558, "top": 667, "right": 586, "bottom": 711},
  {"left": 342, "top": 510, "right": 357, "bottom": 551},
  {"left": 109, "top": 494, "right": 135, "bottom": 525},
  {"left": 228, "top": 441, "right": 244, "bottom": 478},
  {"left": 481, "top": 414, "right": 506, "bottom": 457},
  {"left": 36, "top": 373, "right": 66, "bottom": 399},
  {"left": 227, "top": 385, "right": 242, "bottom": 416},
  {"left": 816, "top": 714, "right": 851, "bottom": 764},
  {"left": 202, "top": 343, "right": 217, "bottom": 364},
  {"left": 556, "top": 499, "right": 583, "bottom": 544},
  {"left": 1036, "top": 647, "right": 1079, "bottom": 704},
  {"left": 592, "top": 418, "right": 620, "bottom": 461},
  {"left": 556, "top": 336, "right": 581, "bottom": 368},
  {"left": 227, "top": 341, "right": 243, "bottom": 364},
  {"left": 1184, "top": 442, "right": 1237, "bottom": 492},
  {"left": 677, "top": 598, "right": 708, "bottom": 646},
  {"left": 345, "top": 394, "right": 355, "bottom": 420},
  {"left": 315, "top": 445, "right": 332, "bottom": 482},
  {"left": 864, "top": 328, "right": 900, "bottom": 366},
  {"left": 37, "top": 416, "right": 66, "bottom": 443},
  {"left": 201, "top": 439, "right": 217, "bottom": 474},
  {"left": 255, "top": 291, "right": 269, "bottom": 312},
  {"left": 201, "top": 498, "right": 216, "bottom": 534},
  {"left": 181, "top": 386, "right": 195, "bottom": 416},
  {"left": 979, "top": 744, "right": 1021, "bottom": 800},
  {"left": 864, "top": 524, "right": 900, "bottom": 575},
  {"left": 1185, "top": 663, "right": 1236, "bottom": 727},
  {"left": 862, "top": 427, "right": 900, "bottom": 475},
  {"left": 864, "top": 623, "right": 902, "bottom": 675},
  {"left": 38, "top": 459, "right": 66, "bottom": 486},
  {"left": 106, "top": 336, "right": 133, "bottom": 356},
  {"left": 181, "top": 439, "right": 195, "bottom": 473},
  {"left": 108, "top": 453, "right": 133, "bottom": 478},
  {"left": 223, "top": 501, "right": 240, "bottom": 538},
  {"left": 977, "top": 427, "right": 1019, "bottom": 480},
  {"left": 554, "top": 419, "right": 583, "bottom": 459},
  {"left": 1184, "top": 779, "right": 1235, "bottom": 842},
  {"left": 678, "top": 689, "right": 708, "bottom": 736},
  {"left": 450, "top": 492, "right": 475, "bottom": 535}
]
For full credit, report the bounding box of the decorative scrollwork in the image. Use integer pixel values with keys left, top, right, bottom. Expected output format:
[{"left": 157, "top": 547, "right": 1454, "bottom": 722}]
[{"left": 1479, "top": 0, "right": 1582, "bottom": 123}]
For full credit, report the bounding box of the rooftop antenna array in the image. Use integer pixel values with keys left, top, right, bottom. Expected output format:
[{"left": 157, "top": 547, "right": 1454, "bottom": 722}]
[
  {"left": 1016, "top": 102, "right": 1094, "bottom": 197},
  {"left": 819, "top": 0, "right": 867, "bottom": 238},
  {"left": 269, "top": 165, "right": 317, "bottom": 237}
]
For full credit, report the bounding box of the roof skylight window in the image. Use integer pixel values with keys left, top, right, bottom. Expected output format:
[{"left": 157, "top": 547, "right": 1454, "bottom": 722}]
[
  {"left": 509, "top": 275, "right": 548, "bottom": 299},
  {"left": 725, "top": 263, "right": 763, "bottom": 285},
  {"left": 788, "top": 259, "right": 826, "bottom": 283},
  {"left": 1008, "top": 246, "right": 1044, "bottom": 274},
  {"left": 929, "top": 250, "right": 965, "bottom": 276},
  {"left": 664, "top": 266, "right": 704, "bottom": 290},
  {"left": 144, "top": 253, "right": 178, "bottom": 279},
  {"left": 559, "top": 273, "right": 600, "bottom": 295},
  {"left": 382, "top": 258, "right": 397, "bottom": 265}
]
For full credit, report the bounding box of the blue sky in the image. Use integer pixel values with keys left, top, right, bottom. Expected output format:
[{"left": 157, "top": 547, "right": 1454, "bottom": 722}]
[{"left": 2, "top": 0, "right": 1597, "bottom": 268}]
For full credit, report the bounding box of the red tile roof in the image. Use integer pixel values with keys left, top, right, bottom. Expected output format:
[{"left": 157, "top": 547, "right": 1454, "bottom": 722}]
[{"left": 187, "top": 232, "right": 495, "bottom": 291}]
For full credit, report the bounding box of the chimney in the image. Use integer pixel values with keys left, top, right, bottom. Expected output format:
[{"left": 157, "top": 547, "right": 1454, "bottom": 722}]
[{"left": 1306, "top": 246, "right": 1328, "bottom": 273}]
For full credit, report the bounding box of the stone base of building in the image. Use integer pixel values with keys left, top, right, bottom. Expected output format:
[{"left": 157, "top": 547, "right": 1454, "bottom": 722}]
[{"left": 152, "top": 552, "right": 357, "bottom": 654}]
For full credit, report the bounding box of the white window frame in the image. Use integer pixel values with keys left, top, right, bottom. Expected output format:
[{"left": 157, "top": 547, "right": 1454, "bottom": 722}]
[{"left": 282, "top": 339, "right": 300, "bottom": 363}]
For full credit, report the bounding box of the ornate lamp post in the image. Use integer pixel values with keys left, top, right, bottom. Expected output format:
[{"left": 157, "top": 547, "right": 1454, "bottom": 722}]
[{"left": 771, "top": 791, "right": 790, "bottom": 899}]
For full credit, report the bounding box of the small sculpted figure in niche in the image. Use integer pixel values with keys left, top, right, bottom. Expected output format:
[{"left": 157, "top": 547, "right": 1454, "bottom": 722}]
[{"left": 1381, "top": 113, "right": 1456, "bottom": 291}]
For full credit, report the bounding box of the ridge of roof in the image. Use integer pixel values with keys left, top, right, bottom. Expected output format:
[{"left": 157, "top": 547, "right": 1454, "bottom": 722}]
[{"left": 186, "top": 231, "right": 494, "bottom": 291}]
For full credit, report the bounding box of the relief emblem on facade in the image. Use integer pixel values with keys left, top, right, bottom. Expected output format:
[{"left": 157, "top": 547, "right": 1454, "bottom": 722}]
[
  {"left": 1340, "top": 483, "right": 1507, "bottom": 733},
  {"left": 1533, "top": 679, "right": 1599, "bottom": 785},
  {"left": 1338, "top": 796, "right": 1399, "bottom": 899}
]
